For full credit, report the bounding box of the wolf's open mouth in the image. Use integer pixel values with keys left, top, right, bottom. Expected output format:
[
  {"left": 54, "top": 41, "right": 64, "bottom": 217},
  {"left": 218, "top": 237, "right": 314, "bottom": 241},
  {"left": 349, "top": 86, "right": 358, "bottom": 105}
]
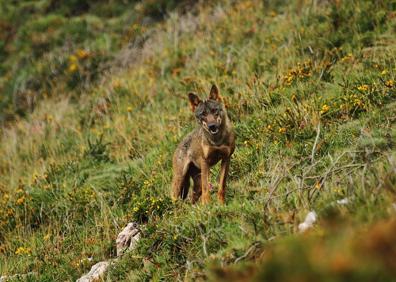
[{"left": 210, "top": 128, "right": 219, "bottom": 135}]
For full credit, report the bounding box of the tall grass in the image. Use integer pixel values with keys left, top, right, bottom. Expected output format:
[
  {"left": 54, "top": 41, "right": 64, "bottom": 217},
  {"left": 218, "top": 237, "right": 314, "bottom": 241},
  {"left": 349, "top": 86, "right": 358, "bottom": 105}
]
[{"left": 0, "top": 0, "right": 395, "bottom": 280}]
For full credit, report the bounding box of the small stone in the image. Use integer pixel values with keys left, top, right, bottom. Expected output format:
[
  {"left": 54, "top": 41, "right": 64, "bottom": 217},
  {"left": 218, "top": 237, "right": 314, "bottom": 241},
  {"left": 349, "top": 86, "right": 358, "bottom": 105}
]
[
  {"left": 76, "top": 261, "right": 110, "bottom": 282},
  {"left": 336, "top": 198, "right": 349, "bottom": 205},
  {"left": 116, "top": 222, "right": 141, "bottom": 257},
  {"left": 298, "top": 211, "right": 317, "bottom": 232}
]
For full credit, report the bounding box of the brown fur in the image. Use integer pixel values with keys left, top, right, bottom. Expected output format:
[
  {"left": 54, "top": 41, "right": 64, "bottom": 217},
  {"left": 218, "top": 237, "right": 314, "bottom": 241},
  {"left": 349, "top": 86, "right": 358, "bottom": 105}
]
[{"left": 171, "top": 85, "right": 236, "bottom": 204}]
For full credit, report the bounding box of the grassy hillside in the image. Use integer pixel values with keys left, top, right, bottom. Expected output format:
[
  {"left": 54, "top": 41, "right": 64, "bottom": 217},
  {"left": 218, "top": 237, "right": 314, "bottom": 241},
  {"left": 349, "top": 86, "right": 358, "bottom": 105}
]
[
  {"left": 1, "top": 0, "right": 396, "bottom": 281},
  {"left": 0, "top": 0, "right": 195, "bottom": 122}
]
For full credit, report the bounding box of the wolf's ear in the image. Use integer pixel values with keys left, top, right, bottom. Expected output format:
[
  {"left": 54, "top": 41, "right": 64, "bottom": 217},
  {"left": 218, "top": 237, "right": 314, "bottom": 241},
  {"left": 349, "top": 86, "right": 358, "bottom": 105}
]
[
  {"left": 188, "top": 92, "right": 201, "bottom": 112},
  {"left": 209, "top": 84, "right": 220, "bottom": 101}
]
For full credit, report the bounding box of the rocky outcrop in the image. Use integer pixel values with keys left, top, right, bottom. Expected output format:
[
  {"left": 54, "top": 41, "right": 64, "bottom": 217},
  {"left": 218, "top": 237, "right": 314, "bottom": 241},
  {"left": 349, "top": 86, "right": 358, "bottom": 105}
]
[
  {"left": 76, "top": 222, "right": 141, "bottom": 282},
  {"left": 76, "top": 261, "right": 110, "bottom": 282},
  {"left": 116, "top": 222, "right": 141, "bottom": 257}
]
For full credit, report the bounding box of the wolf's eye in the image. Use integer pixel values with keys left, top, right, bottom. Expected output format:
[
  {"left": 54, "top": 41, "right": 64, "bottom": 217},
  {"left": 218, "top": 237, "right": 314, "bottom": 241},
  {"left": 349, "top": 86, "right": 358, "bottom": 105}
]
[
  {"left": 196, "top": 108, "right": 204, "bottom": 116},
  {"left": 211, "top": 108, "right": 219, "bottom": 115},
  {"left": 198, "top": 110, "right": 207, "bottom": 120}
]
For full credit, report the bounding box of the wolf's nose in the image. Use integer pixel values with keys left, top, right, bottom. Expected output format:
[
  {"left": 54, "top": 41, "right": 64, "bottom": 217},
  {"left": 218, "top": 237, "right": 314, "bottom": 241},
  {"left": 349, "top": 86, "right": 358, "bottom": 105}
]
[{"left": 208, "top": 124, "right": 217, "bottom": 131}]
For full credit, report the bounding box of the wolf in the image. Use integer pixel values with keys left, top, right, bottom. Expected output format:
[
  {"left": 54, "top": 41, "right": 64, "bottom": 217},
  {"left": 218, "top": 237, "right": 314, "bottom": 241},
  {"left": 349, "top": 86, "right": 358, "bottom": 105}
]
[{"left": 171, "top": 84, "right": 236, "bottom": 204}]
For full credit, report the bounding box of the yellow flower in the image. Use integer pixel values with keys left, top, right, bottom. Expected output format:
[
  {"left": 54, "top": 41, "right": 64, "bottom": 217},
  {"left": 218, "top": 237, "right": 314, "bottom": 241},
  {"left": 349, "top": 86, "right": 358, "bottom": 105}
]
[
  {"left": 68, "top": 63, "right": 78, "bottom": 73},
  {"left": 127, "top": 106, "right": 133, "bottom": 113},
  {"left": 15, "top": 247, "right": 31, "bottom": 255},
  {"left": 354, "top": 99, "right": 363, "bottom": 107},
  {"left": 357, "top": 84, "right": 369, "bottom": 91},
  {"left": 16, "top": 196, "right": 25, "bottom": 205},
  {"left": 320, "top": 104, "right": 330, "bottom": 114},
  {"left": 285, "top": 75, "right": 293, "bottom": 85},
  {"left": 341, "top": 53, "right": 353, "bottom": 62},
  {"left": 381, "top": 69, "right": 388, "bottom": 76},
  {"left": 267, "top": 124, "right": 272, "bottom": 130},
  {"left": 68, "top": 55, "right": 78, "bottom": 63},
  {"left": 32, "top": 174, "right": 38, "bottom": 183},
  {"left": 333, "top": 187, "right": 343, "bottom": 195},
  {"left": 7, "top": 208, "right": 14, "bottom": 217},
  {"left": 76, "top": 49, "right": 90, "bottom": 59},
  {"left": 385, "top": 79, "right": 394, "bottom": 88},
  {"left": 112, "top": 79, "right": 122, "bottom": 89},
  {"left": 278, "top": 127, "right": 287, "bottom": 134}
]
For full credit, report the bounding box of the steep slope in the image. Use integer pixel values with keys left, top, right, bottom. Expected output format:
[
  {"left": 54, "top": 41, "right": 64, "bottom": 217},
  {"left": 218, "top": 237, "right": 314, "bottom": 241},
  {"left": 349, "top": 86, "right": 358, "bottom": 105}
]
[{"left": 0, "top": 1, "right": 395, "bottom": 281}]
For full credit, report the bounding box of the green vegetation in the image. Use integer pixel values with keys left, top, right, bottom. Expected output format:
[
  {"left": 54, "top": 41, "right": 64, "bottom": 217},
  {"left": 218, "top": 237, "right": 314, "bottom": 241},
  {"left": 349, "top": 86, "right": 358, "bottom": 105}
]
[{"left": 1, "top": 0, "right": 396, "bottom": 281}]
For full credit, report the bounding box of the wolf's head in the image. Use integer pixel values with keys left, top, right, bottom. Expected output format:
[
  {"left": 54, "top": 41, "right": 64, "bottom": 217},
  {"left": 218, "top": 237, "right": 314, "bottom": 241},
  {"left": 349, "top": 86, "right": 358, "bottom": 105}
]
[{"left": 188, "top": 84, "right": 227, "bottom": 136}]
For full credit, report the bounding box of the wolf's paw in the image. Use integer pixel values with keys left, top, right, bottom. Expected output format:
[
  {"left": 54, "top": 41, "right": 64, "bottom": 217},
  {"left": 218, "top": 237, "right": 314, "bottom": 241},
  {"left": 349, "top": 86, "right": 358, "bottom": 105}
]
[
  {"left": 201, "top": 194, "right": 210, "bottom": 205},
  {"left": 217, "top": 192, "right": 225, "bottom": 204}
]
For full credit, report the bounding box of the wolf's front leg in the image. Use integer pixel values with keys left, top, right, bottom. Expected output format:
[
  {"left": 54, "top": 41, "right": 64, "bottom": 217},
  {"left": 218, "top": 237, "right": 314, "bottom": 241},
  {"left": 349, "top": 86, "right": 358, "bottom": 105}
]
[
  {"left": 218, "top": 158, "right": 230, "bottom": 204},
  {"left": 171, "top": 156, "right": 190, "bottom": 201},
  {"left": 200, "top": 160, "right": 210, "bottom": 204}
]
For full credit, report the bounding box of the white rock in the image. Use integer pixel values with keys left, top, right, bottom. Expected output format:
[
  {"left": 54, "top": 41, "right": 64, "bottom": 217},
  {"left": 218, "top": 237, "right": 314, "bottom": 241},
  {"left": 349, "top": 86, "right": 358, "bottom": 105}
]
[
  {"left": 336, "top": 198, "right": 349, "bottom": 205},
  {"left": 298, "top": 211, "right": 317, "bottom": 232},
  {"left": 76, "top": 261, "right": 110, "bottom": 282},
  {"left": 298, "top": 222, "right": 311, "bottom": 232},
  {"left": 304, "top": 211, "right": 317, "bottom": 225},
  {"left": 116, "top": 222, "right": 141, "bottom": 257},
  {"left": 128, "top": 232, "right": 141, "bottom": 251}
]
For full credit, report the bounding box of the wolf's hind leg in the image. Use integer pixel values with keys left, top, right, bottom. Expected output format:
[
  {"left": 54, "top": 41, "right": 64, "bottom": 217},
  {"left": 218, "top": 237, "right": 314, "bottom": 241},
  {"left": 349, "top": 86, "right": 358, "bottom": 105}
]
[
  {"left": 191, "top": 173, "right": 202, "bottom": 203},
  {"left": 180, "top": 174, "right": 190, "bottom": 199},
  {"left": 218, "top": 158, "right": 230, "bottom": 204}
]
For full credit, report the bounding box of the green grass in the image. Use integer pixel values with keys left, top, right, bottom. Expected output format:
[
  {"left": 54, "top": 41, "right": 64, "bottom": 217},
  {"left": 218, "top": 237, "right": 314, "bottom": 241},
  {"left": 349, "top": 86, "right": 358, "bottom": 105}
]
[{"left": 1, "top": 0, "right": 396, "bottom": 281}]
